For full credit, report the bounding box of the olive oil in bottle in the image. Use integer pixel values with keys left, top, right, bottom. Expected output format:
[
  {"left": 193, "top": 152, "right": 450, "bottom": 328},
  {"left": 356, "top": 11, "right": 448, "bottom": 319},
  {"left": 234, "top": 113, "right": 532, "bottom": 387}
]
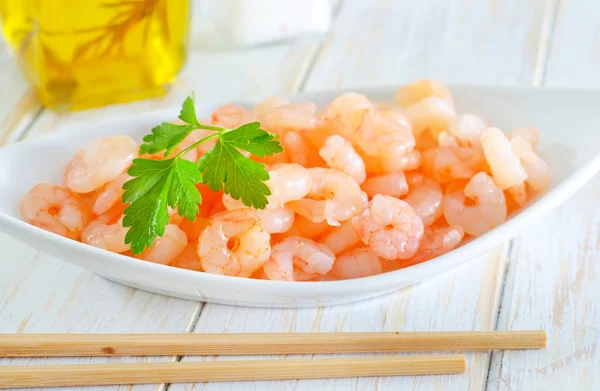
[{"left": 0, "top": 0, "right": 190, "bottom": 111}]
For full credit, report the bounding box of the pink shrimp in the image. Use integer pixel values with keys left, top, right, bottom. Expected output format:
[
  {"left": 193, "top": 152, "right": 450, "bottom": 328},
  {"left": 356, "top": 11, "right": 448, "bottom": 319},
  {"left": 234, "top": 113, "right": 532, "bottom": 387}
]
[
  {"left": 263, "top": 236, "right": 335, "bottom": 281},
  {"left": 64, "top": 135, "right": 138, "bottom": 193},
  {"left": 352, "top": 195, "right": 424, "bottom": 260},
  {"left": 361, "top": 173, "right": 408, "bottom": 199},
  {"left": 397, "top": 224, "right": 464, "bottom": 268},
  {"left": 404, "top": 178, "right": 444, "bottom": 226},
  {"left": 198, "top": 209, "right": 271, "bottom": 277},
  {"left": 92, "top": 173, "right": 131, "bottom": 215},
  {"left": 443, "top": 172, "right": 507, "bottom": 235},
  {"left": 81, "top": 217, "right": 130, "bottom": 253},
  {"left": 170, "top": 242, "right": 203, "bottom": 272},
  {"left": 211, "top": 104, "right": 257, "bottom": 128},
  {"left": 329, "top": 247, "right": 383, "bottom": 280},
  {"left": 21, "top": 183, "right": 92, "bottom": 240}
]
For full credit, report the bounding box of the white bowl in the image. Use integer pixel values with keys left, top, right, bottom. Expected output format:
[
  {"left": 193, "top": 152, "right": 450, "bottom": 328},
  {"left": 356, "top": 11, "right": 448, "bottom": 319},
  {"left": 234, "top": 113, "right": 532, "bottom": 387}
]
[{"left": 1, "top": 85, "right": 599, "bottom": 308}]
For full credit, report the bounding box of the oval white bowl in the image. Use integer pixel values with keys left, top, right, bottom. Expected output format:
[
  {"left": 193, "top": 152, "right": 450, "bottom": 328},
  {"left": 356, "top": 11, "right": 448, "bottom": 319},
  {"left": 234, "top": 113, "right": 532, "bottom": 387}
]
[{"left": 1, "top": 85, "right": 599, "bottom": 308}]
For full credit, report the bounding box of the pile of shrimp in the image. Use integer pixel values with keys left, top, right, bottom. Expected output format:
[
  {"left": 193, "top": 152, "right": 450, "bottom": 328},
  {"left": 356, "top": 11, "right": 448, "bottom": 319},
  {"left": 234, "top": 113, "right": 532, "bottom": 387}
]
[{"left": 20, "top": 80, "right": 550, "bottom": 281}]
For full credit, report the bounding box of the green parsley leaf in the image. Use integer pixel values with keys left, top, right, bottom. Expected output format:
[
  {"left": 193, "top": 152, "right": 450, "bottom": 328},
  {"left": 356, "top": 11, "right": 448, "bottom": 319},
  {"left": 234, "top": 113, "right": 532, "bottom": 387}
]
[
  {"left": 122, "top": 158, "right": 202, "bottom": 254},
  {"left": 198, "top": 125, "right": 282, "bottom": 209},
  {"left": 178, "top": 92, "right": 200, "bottom": 127},
  {"left": 221, "top": 122, "right": 283, "bottom": 157},
  {"left": 139, "top": 123, "right": 194, "bottom": 157}
]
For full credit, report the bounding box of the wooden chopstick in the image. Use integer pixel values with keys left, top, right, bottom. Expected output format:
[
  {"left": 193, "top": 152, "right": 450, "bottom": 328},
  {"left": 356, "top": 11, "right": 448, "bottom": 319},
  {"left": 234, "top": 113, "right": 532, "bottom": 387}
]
[
  {"left": 0, "top": 356, "right": 466, "bottom": 388},
  {"left": 0, "top": 331, "right": 545, "bottom": 357}
]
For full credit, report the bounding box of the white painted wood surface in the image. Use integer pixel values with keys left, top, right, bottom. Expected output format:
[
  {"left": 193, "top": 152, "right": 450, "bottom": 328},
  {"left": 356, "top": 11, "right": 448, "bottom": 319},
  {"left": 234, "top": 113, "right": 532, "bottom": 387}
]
[{"left": 0, "top": 0, "right": 598, "bottom": 390}]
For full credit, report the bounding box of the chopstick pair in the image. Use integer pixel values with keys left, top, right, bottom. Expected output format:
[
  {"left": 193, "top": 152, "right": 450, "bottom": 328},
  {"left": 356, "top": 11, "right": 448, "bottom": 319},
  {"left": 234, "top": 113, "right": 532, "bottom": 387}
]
[{"left": 0, "top": 331, "right": 546, "bottom": 388}]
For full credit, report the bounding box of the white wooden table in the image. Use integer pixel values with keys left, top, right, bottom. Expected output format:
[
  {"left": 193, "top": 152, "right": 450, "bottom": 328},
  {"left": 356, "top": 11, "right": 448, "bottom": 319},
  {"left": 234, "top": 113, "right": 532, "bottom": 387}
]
[{"left": 1, "top": 1, "right": 599, "bottom": 390}]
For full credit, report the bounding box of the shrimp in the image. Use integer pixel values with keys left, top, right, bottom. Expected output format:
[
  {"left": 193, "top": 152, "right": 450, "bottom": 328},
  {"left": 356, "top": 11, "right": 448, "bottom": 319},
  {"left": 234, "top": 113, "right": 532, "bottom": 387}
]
[
  {"left": 262, "top": 102, "right": 318, "bottom": 132},
  {"left": 481, "top": 127, "right": 527, "bottom": 189},
  {"left": 92, "top": 173, "right": 130, "bottom": 215},
  {"left": 281, "top": 130, "right": 325, "bottom": 167},
  {"left": 311, "top": 92, "right": 374, "bottom": 146},
  {"left": 265, "top": 163, "right": 313, "bottom": 208},
  {"left": 403, "top": 97, "right": 456, "bottom": 139},
  {"left": 443, "top": 172, "right": 507, "bottom": 235},
  {"left": 422, "top": 146, "right": 481, "bottom": 183},
  {"left": 140, "top": 224, "right": 187, "bottom": 265},
  {"left": 329, "top": 248, "right": 382, "bottom": 280},
  {"left": 508, "top": 126, "right": 539, "bottom": 148},
  {"left": 170, "top": 242, "right": 203, "bottom": 271},
  {"left": 397, "top": 224, "right": 464, "bottom": 268},
  {"left": 404, "top": 178, "right": 444, "bottom": 226},
  {"left": 253, "top": 96, "right": 290, "bottom": 116},
  {"left": 273, "top": 214, "right": 331, "bottom": 242},
  {"left": 320, "top": 220, "right": 361, "bottom": 255},
  {"left": 222, "top": 194, "right": 295, "bottom": 234},
  {"left": 380, "top": 150, "right": 422, "bottom": 173},
  {"left": 319, "top": 135, "right": 366, "bottom": 184},
  {"left": 178, "top": 215, "right": 210, "bottom": 241},
  {"left": 356, "top": 113, "right": 415, "bottom": 158},
  {"left": 510, "top": 136, "right": 551, "bottom": 192},
  {"left": 394, "top": 79, "right": 453, "bottom": 108},
  {"left": 211, "top": 104, "right": 257, "bottom": 128},
  {"left": 448, "top": 114, "right": 487, "bottom": 146},
  {"left": 20, "top": 183, "right": 92, "bottom": 240},
  {"left": 287, "top": 168, "right": 366, "bottom": 226},
  {"left": 266, "top": 236, "right": 335, "bottom": 277},
  {"left": 361, "top": 173, "right": 408, "bottom": 199},
  {"left": 352, "top": 195, "right": 424, "bottom": 260},
  {"left": 64, "top": 135, "right": 138, "bottom": 193},
  {"left": 81, "top": 217, "right": 130, "bottom": 253},
  {"left": 198, "top": 208, "right": 271, "bottom": 277}
]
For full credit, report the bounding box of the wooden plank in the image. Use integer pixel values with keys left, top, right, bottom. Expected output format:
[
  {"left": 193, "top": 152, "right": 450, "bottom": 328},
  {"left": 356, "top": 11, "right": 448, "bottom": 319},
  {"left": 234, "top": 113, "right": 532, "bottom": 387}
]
[
  {"left": 0, "top": 23, "right": 322, "bottom": 391},
  {"left": 175, "top": 1, "right": 553, "bottom": 390},
  {"left": 487, "top": 1, "right": 600, "bottom": 389}
]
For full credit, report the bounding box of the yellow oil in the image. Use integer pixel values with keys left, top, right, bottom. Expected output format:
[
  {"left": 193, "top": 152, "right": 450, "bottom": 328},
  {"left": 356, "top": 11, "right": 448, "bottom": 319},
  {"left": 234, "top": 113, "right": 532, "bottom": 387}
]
[{"left": 0, "top": 0, "right": 190, "bottom": 111}]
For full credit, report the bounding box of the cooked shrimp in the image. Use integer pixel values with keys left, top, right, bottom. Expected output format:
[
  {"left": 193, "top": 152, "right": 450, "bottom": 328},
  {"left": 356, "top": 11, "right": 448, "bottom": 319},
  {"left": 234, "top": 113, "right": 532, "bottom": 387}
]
[
  {"left": 211, "top": 104, "right": 257, "bottom": 128},
  {"left": 510, "top": 136, "right": 551, "bottom": 192},
  {"left": 394, "top": 79, "right": 453, "bottom": 108},
  {"left": 273, "top": 214, "right": 331, "bottom": 242},
  {"left": 361, "top": 173, "right": 408, "bottom": 199},
  {"left": 222, "top": 194, "right": 295, "bottom": 234},
  {"left": 319, "top": 135, "right": 366, "bottom": 184},
  {"left": 312, "top": 93, "right": 374, "bottom": 146},
  {"left": 422, "top": 146, "right": 481, "bottom": 183},
  {"left": 404, "top": 178, "right": 444, "bottom": 226},
  {"left": 92, "top": 173, "right": 130, "bottom": 215},
  {"left": 397, "top": 224, "right": 464, "bottom": 268},
  {"left": 198, "top": 208, "right": 271, "bottom": 277},
  {"left": 64, "top": 135, "right": 138, "bottom": 193},
  {"left": 81, "top": 217, "right": 130, "bottom": 253},
  {"left": 352, "top": 195, "right": 424, "bottom": 260},
  {"left": 196, "top": 183, "right": 224, "bottom": 217},
  {"left": 381, "top": 150, "right": 422, "bottom": 173},
  {"left": 287, "top": 167, "right": 366, "bottom": 226},
  {"left": 268, "top": 236, "right": 335, "bottom": 276},
  {"left": 262, "top": 102, "right": 318, "bottom": 132},
  {"left": 178, "top": 215, "right": 210, "bottom": 241},
  {"left": 481, "top": 127, "right": 527, "bottom": 189},
  {"left": 508, "top": 126, "right": 539, "bottom": 148},
  {"left": 282, "top": 130, "right": 324, "bottom": 167},
  {"left": 356, "top": 113, "right": 415, "bottom": 158},
  {"left": 253, "top": 96, "right": 290, "bottom": 116},
  {"left": 448, "top": 114, "right": 487, "bottom": 146},
  {"left": 21, "top": 183, "right": 92, "bottom": 240},
  {"left": 140, "top": 224, "right": 187, "bottom": 265},
  {"left": 329, "top": 247, "right": 382, "bottom": 279},
  {"left": 320, "top": 220, "right": 361, "bottom": 255},
  {"left": 170, "top": 242, "right": 203, "bottom": 271},
  {"left": 265, "top": 163, "right": 313, "bottom": 208},
  {"left": 403, "top": 97, "right": 456, "bottom": 138},
  {"left": 443, "top": 172, "right": 507, "bottom": 235}
]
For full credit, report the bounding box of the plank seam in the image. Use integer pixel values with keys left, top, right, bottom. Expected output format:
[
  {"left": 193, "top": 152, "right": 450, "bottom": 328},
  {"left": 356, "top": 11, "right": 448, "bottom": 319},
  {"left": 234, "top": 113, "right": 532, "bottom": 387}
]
[{"left": 533, "top": 0, "right": 560, "bottom": 87}]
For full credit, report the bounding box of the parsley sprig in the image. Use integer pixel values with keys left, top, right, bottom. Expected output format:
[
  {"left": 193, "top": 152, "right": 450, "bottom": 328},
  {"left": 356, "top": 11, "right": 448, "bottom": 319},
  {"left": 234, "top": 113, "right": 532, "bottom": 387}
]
[{"left": 122, "top": 93, "right": 283, "bottom": 254}]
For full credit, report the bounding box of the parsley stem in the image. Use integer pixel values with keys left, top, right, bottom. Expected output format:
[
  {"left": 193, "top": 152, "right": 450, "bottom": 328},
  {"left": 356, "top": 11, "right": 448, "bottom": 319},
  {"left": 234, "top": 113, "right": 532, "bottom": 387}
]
[
  {"left": 196, "top": 124, "right": 227, "bottom": 132},
  {"left": 177, "top": 132, "right": 220, "bottom": 157}
]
